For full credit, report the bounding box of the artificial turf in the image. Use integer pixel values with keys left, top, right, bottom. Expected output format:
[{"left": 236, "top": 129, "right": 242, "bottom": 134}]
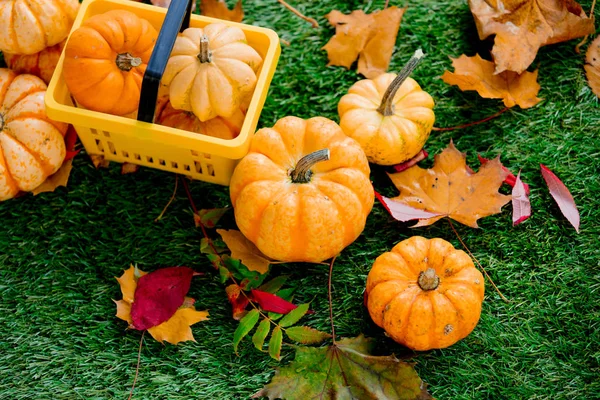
[{"left": 1, "top": 0, "right": 599, "bottom": 399}]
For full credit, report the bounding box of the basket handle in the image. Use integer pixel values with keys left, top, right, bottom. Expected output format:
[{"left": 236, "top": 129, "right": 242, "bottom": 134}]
[{"left": 137, "top": 0, "right": 194, "bottom": 123}]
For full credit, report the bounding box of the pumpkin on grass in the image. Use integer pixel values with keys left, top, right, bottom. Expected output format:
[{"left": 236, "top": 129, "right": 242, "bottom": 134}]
[
  {"left": 63, "top": 10, "right": 158, "bottom": 116},
  {"left": 229, "top": 116, "right": 374, "bottom": 263},
  {"left": 162, "top": 23, "right": 263, "bottom": 122},
  {"left": 0, "top": 69, "right": 68, "bottom": 201},
  {"left": 338, "top": 50, "right": 435, "bottom": 165},
  {"left": 4, "top": 41, "right": 65, "bottom": 84},
  {"left": 365, "top": 236, "right": 484, "bottom": 351}
]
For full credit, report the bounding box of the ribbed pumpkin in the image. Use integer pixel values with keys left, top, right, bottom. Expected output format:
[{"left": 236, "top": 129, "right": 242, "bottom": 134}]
[
  {"left": 4, "top": 41, "right": 65, "bottom": 84},
  {"left": 162, "top": 23, "right": 263, "bottom": 122},
  {"left": 229, "top": 116, "right": 374, "bottom": 263},
  {"left": 0, "top": 0, "right": 79, "bottom": 55},
  {"left": 338, "top": 51, "right": 435, "bottom": 165},
  {"left": 0, "top": 69, "right": 68, "bottom": 201},
  {"left": 365, "top": 236, "right": 484, "bottom": 350},
  {"left": 62, "top": 10, "right": 158, "bottom": 116}
]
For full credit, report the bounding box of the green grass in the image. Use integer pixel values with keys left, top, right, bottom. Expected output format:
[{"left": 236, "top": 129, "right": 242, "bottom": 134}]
[{"left": 1, "top": 0, "right": 599, "bottom": 399}]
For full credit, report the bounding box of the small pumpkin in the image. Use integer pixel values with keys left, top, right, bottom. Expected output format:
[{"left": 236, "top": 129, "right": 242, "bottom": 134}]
[
  {"left": 229, "top": 116, "right": 374, "bottom": 263},
  {"left": 338, "top": 52, "right": 435, "bottom": 165},
  {"left": 162, "top": 24, "right": 263, "bottom": 122},
  {"left": 4, "top": 41, "right": 65, "bottom": 84},
  {"left": 0, "top": 69, "right": 68, "bottom": 201},
  {"left": 0, "top": 0, "right": 79, "bottom": 55},
  {"left": 62, "top": 10, "right": 158, "bottom": 116},
  {"left": 365, "top": 236, "right": 484, "bottom": 351}
]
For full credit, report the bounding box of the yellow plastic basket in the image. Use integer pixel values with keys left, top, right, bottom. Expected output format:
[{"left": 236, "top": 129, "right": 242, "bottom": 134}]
[{"left": 45, "top": 0, "right": 280, "bottom": 186}]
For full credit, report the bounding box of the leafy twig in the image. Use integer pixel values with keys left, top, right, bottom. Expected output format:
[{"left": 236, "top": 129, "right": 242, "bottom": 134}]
[
  {"left": 432, "top": 107, "right": 509, "bottom": 131},
  {"left": 154, "top": 175, "right": 179, "bottom": 222},
  {"left": 327, "top": 256, "right": 337, "bottom": 344},
  {"left": 127, "top": 331, "right": 145, "bottom": 400},
  {"left": 277, "top": 0, "right": 319, "bottom": 27}
]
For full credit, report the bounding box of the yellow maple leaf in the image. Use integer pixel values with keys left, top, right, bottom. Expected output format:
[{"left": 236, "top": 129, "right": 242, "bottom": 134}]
[
  {"left": 585, "top": 35, "right": 600, "bottom": 98},
  {"left": 387, "top": 141, "right": 511, "bottom": 228},
  {"left": 113, "top": 266, "right": 208, "bottom": 345},
  {"left": 217, "top": 229, "right": 271, "bottom": 274},
  {"left": 32, "top": 160, "right": 73, "bottom": 195},
  {"left": 200, "top": 0, "right": 244, "bottom": 22}
]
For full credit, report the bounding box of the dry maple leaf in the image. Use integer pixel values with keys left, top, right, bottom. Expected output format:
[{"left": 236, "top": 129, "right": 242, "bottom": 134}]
[
  {"left": 441, "top": 54, "right": 542, "bottom": 108},
  {"left": 200, "top": 0, "right": 243, "bottom": 22},
  {"left": 217, "top": 229, "right": 271, "bottom": 274},
  {"left": 322, "top": 6, "right": 405, "bottom": 78},
  {"left": 387, "top": 141, "right": 511, "bottom": 228},
  {"left": 469, "top": 0, "right": 595, "bottom": 74},
  {"left": 31, "top": 160, "right": 73, "bottom": 195},
  {"left": 585, "top": 35, "right": 600, "bottom": 98}
]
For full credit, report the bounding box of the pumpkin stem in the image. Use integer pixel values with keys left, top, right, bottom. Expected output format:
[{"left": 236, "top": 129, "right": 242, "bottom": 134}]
[
  {"left": 376, "top": 49, "right": 425, "bottom": 117},
  {"left": 418, "top": 267, "right": 440, "bottom": 291},
  {"left": 0, "top": 113, "right": 4, "bottom": 132},
  {"left": 290, "top": 149, "right": 330, "bottom": 183},
  {"left": 198, "top": 35, "right": 212, "bottom": 63},
  {"left": 116, "top": 53, "right": 142, "bottom": 71}
]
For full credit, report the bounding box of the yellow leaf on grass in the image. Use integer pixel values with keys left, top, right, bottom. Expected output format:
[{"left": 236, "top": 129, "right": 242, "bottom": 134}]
[
  {"left": 200, "top": 0, "right": 243, "bottom": 22},
  {"left": 217, "top": 229, "right": 271, "bottom": 274},
  {"left": 585, "top": 35, "right": 600, "bottom": 98},
  {"left": 441, "top": 54, "right": 542, "bottom": 109},
  {"left": 115, "top": 265, "right": 147, "bottom": 304},
  {"left": 147, "top": 307, "right": 209, "bottom": 345},
  {"left": 387, "top": 141, "right": 511, "bottom": 228},
  {"left": 32, "top": 160, "right": 73, "bottom": 195},
  {"left": 114, "top": 299, "right": 132, "bottom": 324}
]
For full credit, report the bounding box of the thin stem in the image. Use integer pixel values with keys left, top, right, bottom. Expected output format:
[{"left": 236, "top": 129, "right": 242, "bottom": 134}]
[
  {"left": 328, "top": 256, "right": 337, "bottom": 344},
  {"left": 198, "top": 35, "right": 212, "bottom": 63},
  {"left": 290, "top": 149, "right": 330, "bottom": 183},
  {"left": 377, "top": 49, "right": 425, "bottom": 116},
  {"left": 384, "top": 0, "right": 390, "bottom": 8},
  {"left": 155, "top": 175, "right": 179, "bottom": 222},
  {"left": 277, "top": 0, "right": 319, "bottom": 27},
  {"left": 116, "top": 53, "right": 142, "bottom": 71},
  {"left": 448, "top": 219, "right": 509, "bottom": 302},
  {"left": 432, "top": 107, "right": 510, "bottom": 131},
  {"left": 575, "top": 0, "right": 596, "bottom": 53},
  {"left": 127, "top": 331, "right": 145, "bottom": 400}
]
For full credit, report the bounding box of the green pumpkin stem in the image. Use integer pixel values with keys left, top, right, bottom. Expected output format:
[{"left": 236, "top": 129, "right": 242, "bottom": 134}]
[
  {"left": 377, "top": 49, "right": 425, "bottom": 117},
  {"left": 116, "top": 53, "right": 142, "bottom": 71},
  {"left": 418, "top": 267, "right": 440, "bottom": 291},
  {"left": 198, "top": 35, "right": 212, "bottom": 63},
  {"left": 290, "top": 149, "right": 330, "bottom": 183}
]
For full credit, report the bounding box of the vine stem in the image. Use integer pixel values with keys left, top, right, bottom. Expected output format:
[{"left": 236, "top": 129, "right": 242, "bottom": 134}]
[
  {"left": 432, "top": 107, "right": 510, "bottom": 131},
  {"left": 277, "top": 0, "right": 319, "bottom": 27},
  {"left": 127, "top": 331, "right": 145, "bottom": 400},
  {"left": 448, "top": 219, "right": 508, "bottom": 302},
  {"left": 377, "top": 49, "right": 425, "bottom": 116},
  {"left": 328, "top": 256, "right": 337, "bottom": 344},
  {"left": 155, "top": 175, "right": 179, "bottom": 222}
]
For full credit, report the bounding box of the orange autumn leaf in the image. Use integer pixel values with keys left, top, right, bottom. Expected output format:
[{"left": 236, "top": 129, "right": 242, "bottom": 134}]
[
  {"left": 31, "top": 159, "right": 73, "bottom": 195},
  {"left": 322, "top": 6, "right": 405, "bottom": 78},
  {"left": 217, "top": 229, "right": 271, "bottom": 274},
  {"left": 585, "top": 35, "right": 600, "bottom": 98},
  {"left": 387, "top": 141, "right": 511, "bottom": 228},
  {"left": 200, "top": 0, "right": 243, "bottom": 22},
  {"left": 113, "top": 265, "right": 208, "bottom": 345},
  {"left": 441, "top": 54, "right": 542, "bottom": 108},
  {"left": 469, "top": 0, "right": 595, "bottom": 74}
]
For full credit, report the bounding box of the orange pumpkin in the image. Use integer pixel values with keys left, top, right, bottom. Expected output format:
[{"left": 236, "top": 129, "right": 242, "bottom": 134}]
[
  {"left": 162, "top": 24, "right": 263, "bottom": 121},
  {"left": 62, "top": 10, "right": 158, "bottom": 116},
  {"left": 229, "top": 116, "right": 374, "bottom": 263},
  {"left": 4, "top": 41, "right": 65, "bottom": 84},
  {"left": 0, "top": 0, "right": 79, "bottom": 55},
  {"left": 365, "top": 236, "right": 485, "bottom": 351},
  {"left": 0, "top": 69, "right": 68, "bottom": 201},
  {"left": 338, "top": 51, "right": 435, "bottom": 165}
]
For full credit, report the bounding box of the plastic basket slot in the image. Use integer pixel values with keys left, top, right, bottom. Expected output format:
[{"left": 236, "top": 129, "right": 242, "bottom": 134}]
[
  {"left": 146, "top": 156, "right": 154, "bottom": 163},
  {"left": 171, "top": 161, "right": 178, "bottom": 169},
  {"left": 103, "top": 131, "right": 111, "bottom": 138},
  {"left": 191, "top": 150, "right": 199, "bottom": 157},
  {"left": 95, "top": 139, "right": 105, "bottom": 153},
  {"left": 90, "top": 128, "right": 98, "bottom": 135},
  {"left": 204, "top": 153, "right": 211, "bottom": 159},
  {"left": 194, "top": 161, "right": 203, "bottom": 174},
  {"left": 122, "top": 151, "right": 129, "bottom": 158},
  {"left": 134, "top": 153, "right": 141, "bottom": 160},
  {"left": 159, "top": 159, "right": 166, "bottom": 166},
  {"left": 107, "top": 141, "right": 116, "bottom": 155},
  {"left": 207, "top": 164, "right": 215, "bottom": 176},
  {"left": 183, "top": 164, "right": 190, "bottom": 171}
]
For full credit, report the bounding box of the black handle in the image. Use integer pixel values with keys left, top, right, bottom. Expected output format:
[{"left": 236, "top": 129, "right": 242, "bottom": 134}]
[{"left": 137, "top": 0, "right": 194, "bottom": 123}]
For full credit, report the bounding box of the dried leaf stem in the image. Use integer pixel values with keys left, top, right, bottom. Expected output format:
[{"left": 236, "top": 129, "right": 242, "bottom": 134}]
[
  {"left": 328, "top": 256, "right": 337, "bottom": 344},
  {"left": 575, "top": 0, "right": 596, "bottom": 53},
  {"left": 432, "top": 107, "right": 510, "bottom": 131},
  {"left": 155, "top": 175, "right": 179, "bottom": 222},
  {"left": 127, "top": 331, "right": 145, "bottom": 400},
  {"left": 277, "top": 0, "right": 319, "bottom": 27}
]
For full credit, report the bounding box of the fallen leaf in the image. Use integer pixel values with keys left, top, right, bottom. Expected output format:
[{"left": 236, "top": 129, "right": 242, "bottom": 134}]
[
  {"left": 217, "top": 229, "right": 271, "bottom": 274},
  {"left": 31, "top": 160, "right": 73, "bottom": 195},
  {"left": 222, "top": 255, "right": 267, "bottom": 290},
  {"left": 387, "top": 141, "right": 511, "bottom": 228},
  {"left": 393, "top": 149, "right": 428, "bottom": 173},
  {"left": 195, "top": 207, "right": 229, "bottom": 228},
  {"left": 226, "top": 284, "right": 250, "bottom": 320},
  {"left": 585, "top": 35, "right": 600, "bottom": 98},
  {"left": 90, "top": 154, "right": 109, "bottom": 169},
  {"left": 121, "top": 162, "right": 139, "bottom": 175},
  {"left": 200, "top": 0, "right": 243, "bottom": 22},
  {"left": 284, "top": 326, "right": 332, "bottom": 344},
  {"left": 441, "top": 54, "right": 542, "bottom": 108},
  {"left": 478, "top": 155, "right": 530, "bottom": 194},
  {"left": 375, "top": 191, "right": 443, "bottom": 222},
  {"left": 540, "top": 164, "right": 580, "bottom": 232},
  {"left": 64, "top": 126, "right": 80, "bottom": 161},
  {"left": 323, "top": 7, "right": 405, "bottom": 78},
  {"left": 251, "top": 289, "right": 297, "bottom": 314},
  {"left": 146, "top": 0, "right": 197, "bottom": 11},
  {"left": 253, "top": 335, "right": 432, "bottom": 399},
  {"left": 512, "top": 171, "right": 531, "bottom": 225}
]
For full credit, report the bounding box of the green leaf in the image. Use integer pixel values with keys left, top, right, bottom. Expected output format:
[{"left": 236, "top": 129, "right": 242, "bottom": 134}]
[
  {"left": 195, "top": 207, "right": 229, "bottom": 228},
  {"left": 279, "top": 303, "right": 310, "bottom": 328},
  {"left": 200, "top": 238, "right": 227, "bottom": 255},
  {"left": 222, "top": 255, "right": 267, "bottom": 290},
  {"left": 253, "top": 335, "right": 433, "bottom": 399},
  {"left": 252, "top": 319, "right": 271, "bottom": 351},
  {"left": 257, "top": 275, "right": 289, "bottom": 294},
  {"left": 218, "top": 266, "right": 230, "bottom": 284},
  {"left": 285, "top": 326, "right": 331, "bottom": 345},
  {"left": 233, "top": 309, "right": 259, "bottom": 354},
  {"left": 268, "top": 326, "right": 283, "bottom": 361}
]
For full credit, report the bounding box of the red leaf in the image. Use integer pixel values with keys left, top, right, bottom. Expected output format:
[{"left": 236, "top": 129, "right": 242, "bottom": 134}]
[
  {"left": 130, "top": 266, "right": 196, "bottom": 330},
  {"left": 251, "top": 289, "right": 297, "bottom": 314},
  {"left": 392, "top": 149, "right": 428, "bottom": 172},
  {"left": 226, "top": 284, "right": 250, "bottom": 320},
  {"left": 478, "top": 155, "right": 530, "bottom": 194},
  {"left": 511, "top": 171, "right": 531, "bottom": 225},
  {"left": 64, "top": 126, "right": 80, "bottom": 161},
  {"left": 375, "top": 191, "right": 442, "bottom": 222},
  {"left": 540, "top": 164, "right": 580, "bottom": 233}
]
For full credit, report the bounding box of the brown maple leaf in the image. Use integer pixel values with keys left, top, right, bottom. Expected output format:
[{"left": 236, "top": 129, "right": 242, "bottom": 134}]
[
  {"left": 441, "top": 54, "right": 542, "bottom": 108},
  {"left": 322, "top": 6, "right": 405, "bottom": 78},
  {"left": 585, "top": 35, "right": 600, "bottom": 98},
  {"left": 31, "top": 159, "right": 73, "bottom": 195},
  {"left": 217, "top": 229, "right": 271, "bottom": 274},
  {"left": 200, "top": 0, "right": 244, "bottom": 22},
  {"left": 469, "top": 0, "right": 595, "bottom": 74},
  {"left": 387, "top": 141, "right": 511, "bottom": 228}
]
